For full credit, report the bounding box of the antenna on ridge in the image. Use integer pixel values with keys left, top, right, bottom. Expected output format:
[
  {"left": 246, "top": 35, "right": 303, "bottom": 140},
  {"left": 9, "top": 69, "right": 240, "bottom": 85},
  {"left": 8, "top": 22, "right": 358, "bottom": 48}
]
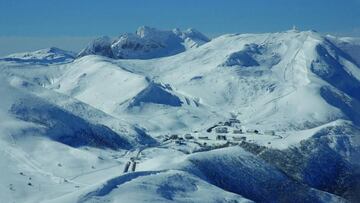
[{"left": 292, "top": 25, "right": 299, "bottom": 32}]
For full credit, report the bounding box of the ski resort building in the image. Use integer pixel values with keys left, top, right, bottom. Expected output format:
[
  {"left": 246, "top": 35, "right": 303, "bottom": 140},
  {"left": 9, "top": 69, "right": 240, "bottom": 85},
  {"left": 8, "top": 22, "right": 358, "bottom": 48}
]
[
  {"left": 216, "top": 135, "right": 227, "bottom": 140},
  {"left": 264, "top": 130, "right": 275, "bottom": 136},
  {"left": 232, "top": 136, "right": 246, "bottom": 142},
  {"left": 215, "top": 127, "right": 228, "bottom": 133},
  {"left": 198, "top": 136, "right": 209, "bottom": 140},
  {"left": 184, "top": 134, "right": 194, "bottom": 139},
  {"left": 233, "top": 129, "right": 243, "bottom": 134},
  {"left": 169, "top": 134, "right": 179, "bottom": 140},
  {"left": 224, "top": 118, "right": 241, "bottom": 127}
]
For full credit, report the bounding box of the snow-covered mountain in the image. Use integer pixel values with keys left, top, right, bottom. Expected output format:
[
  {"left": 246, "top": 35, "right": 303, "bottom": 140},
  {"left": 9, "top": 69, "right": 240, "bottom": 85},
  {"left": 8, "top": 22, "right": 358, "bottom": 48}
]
[
  {"left": 77, "top": 26, "right": 210, "bottom": 59},
  {"left": 1, "top": 28, "right": 360, "bottom": 202},
  {"left": 1, "top": 47, "right": 75, "bottom": 64}
]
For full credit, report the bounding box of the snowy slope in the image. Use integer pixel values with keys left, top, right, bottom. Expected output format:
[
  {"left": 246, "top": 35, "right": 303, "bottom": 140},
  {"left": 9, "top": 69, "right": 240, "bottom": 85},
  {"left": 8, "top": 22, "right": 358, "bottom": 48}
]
[
  {"left": 0, "top": 64, "right": 158, "bottom": 202},
  {"left": 51, "top": 56, "right": 149, "bottom": 114},
  {"left": 48, "top": 170, "right": 253, "bottom": 203},
  {"left": 0, "top": 76, "right": 120, "bottom": 149},
  {"left": 0, "top": 75, "right": 121, "bottom": 202}
]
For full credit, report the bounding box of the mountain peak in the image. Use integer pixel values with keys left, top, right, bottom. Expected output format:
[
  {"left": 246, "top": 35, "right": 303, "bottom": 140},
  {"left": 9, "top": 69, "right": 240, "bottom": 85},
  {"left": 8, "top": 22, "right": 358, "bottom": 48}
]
[
  {"left": 135, "top": 26, "right": 160, "bottom": 38},
  {"left": 77, "top": 36, "right": 114, "bottom": 58}
]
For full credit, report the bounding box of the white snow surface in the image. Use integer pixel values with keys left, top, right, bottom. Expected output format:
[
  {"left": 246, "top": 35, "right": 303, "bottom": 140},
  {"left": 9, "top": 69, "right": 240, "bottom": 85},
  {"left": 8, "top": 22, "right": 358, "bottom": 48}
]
[{"left": 0, "top": 28, "right": 360, "bottom": 202}]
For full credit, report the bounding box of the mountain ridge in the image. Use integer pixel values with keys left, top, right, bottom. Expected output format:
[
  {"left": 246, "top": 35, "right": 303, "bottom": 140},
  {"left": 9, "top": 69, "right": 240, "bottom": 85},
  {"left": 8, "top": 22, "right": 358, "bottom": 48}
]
[{"left": 77, "top": 26, "right": 210, "bottom": 59}]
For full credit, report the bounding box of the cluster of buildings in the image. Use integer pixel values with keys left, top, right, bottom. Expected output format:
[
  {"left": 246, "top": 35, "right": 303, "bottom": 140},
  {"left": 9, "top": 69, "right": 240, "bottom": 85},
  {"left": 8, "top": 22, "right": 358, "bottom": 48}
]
[
  {"left": 159, "top": 118, "right": 277, "bottom": 147},
  {"left": 212, "top": 118, "right": 276, "bottom": 142}
]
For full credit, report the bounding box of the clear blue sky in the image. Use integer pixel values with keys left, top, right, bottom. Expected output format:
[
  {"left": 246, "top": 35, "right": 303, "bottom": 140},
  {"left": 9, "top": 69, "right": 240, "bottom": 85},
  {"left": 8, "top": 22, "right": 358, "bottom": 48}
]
[{"left": 0, "top": 0, "right": 359, "bottom": 56}]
